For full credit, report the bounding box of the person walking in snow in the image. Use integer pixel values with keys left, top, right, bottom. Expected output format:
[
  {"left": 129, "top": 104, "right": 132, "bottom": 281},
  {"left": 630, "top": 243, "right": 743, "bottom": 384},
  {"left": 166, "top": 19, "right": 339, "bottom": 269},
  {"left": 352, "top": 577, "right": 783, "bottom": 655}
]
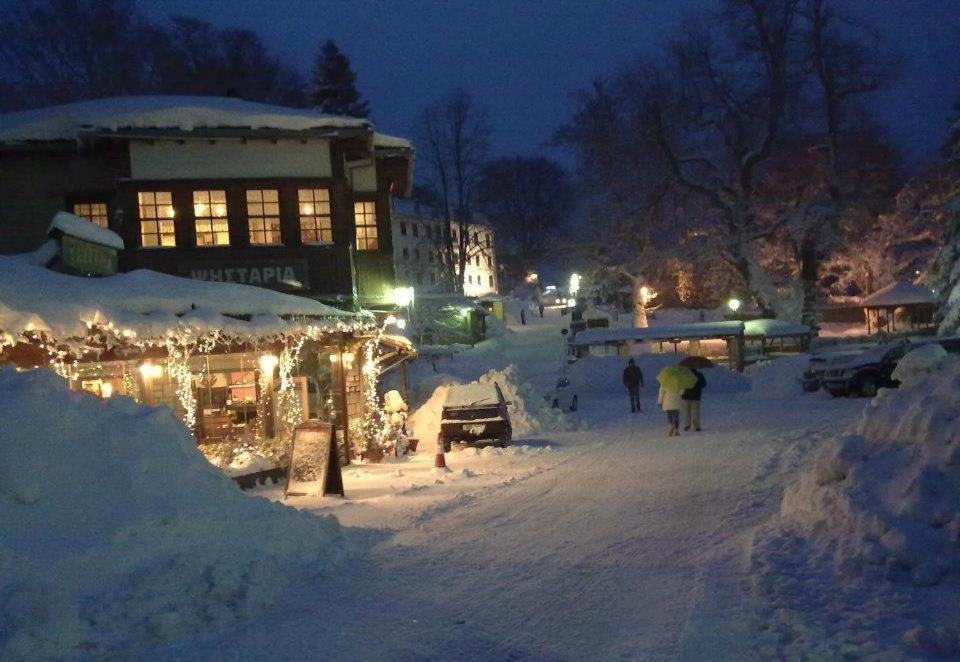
[
  {"left": 622, "top": 358, "right": 644, "bottom": 413},
  {"left": 657, "top": 382, "right": 683, "bottom": 436},
  {"left": 681, "top": 369, "right": 707, "bottom": 432}
]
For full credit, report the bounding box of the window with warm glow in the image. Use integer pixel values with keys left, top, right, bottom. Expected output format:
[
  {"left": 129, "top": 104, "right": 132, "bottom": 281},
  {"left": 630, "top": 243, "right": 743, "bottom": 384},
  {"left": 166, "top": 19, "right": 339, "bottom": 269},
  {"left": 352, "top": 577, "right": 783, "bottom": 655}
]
[
  {"left": 138, "top": 191, "right": 176, "bottom": 247},
  {"left": 298, "top": 188, "right": 332, "bottom": 243},
  {"left": 354, "top": 201, "right": 378, "bottom": 250},
  {"left": 246, "top": 189, "right": 281, "bottom": 245},
  {"left": 193, "top": 190, "right": 230, "bottom": 246},
  {"left": 73, "top": 202, "right": 108, "bottom": 228}
]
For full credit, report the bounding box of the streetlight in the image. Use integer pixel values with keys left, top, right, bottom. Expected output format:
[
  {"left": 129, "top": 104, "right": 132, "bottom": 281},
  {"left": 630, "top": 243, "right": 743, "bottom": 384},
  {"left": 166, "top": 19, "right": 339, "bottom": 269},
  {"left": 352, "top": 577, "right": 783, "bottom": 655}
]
[
  {"left": 569, "top": 273, "right": 581, "bottom": 296},
  {"left": 727, "top": 298, "right": 742, "bottom": 313},
  {"left": 392, "top": 287, "right": 415, "bottom": 308}
]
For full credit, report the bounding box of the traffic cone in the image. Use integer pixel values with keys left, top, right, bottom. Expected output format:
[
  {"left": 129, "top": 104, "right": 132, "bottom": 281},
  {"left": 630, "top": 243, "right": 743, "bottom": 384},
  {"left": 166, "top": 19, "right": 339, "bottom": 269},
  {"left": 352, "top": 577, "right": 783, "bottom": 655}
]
[{"left": 434, "top": 433, "right": 447, "bottom": 469}]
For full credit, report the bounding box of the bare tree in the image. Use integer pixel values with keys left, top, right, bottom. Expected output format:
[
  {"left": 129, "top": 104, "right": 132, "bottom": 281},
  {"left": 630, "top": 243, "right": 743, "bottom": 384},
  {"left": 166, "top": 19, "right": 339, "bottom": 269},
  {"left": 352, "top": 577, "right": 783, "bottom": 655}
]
[
  {"left": 415, "top": 89, "right": 491, "bottom": 293},
  {"left": 476, "top": 156, "right": 572, "bottom": 275},
  {"left": 0, "top": 0, "right": 165, "bottom": 106},
  {"left": 0, "top": 1, "right": 306, "bottom": 109}
]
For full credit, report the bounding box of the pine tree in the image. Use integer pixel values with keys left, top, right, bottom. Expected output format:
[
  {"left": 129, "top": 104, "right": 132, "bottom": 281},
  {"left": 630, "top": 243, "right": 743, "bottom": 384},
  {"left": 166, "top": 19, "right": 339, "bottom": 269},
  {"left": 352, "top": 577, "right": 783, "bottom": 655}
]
[{"left": 310, "top": 40, "right": 370, "bottom": 118}]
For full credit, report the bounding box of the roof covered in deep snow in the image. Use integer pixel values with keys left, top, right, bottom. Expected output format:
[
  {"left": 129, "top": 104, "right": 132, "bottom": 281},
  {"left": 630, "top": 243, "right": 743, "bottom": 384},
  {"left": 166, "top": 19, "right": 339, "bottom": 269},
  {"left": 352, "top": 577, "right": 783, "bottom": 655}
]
[
  {"left": 0, "top": 96, "right": 371, "bottom": 143},
  {"left": 861, "top": 281, "right": 938, "bottom": 308},
  {"left": 743, "top": 319, "right": 812, "bottom": 338},
  {"left": 0, "top": 254, "right": 364, "bottom": 342},
  {"left": 48, "top": 212, "right": 124, "bottom": 250}
]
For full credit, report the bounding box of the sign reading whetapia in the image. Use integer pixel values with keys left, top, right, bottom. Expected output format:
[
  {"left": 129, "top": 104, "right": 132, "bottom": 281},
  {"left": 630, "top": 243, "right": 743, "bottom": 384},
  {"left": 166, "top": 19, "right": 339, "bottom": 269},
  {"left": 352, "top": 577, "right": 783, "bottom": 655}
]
[{"left": 180, "top": 259, "right": 310, "bottom": 290}]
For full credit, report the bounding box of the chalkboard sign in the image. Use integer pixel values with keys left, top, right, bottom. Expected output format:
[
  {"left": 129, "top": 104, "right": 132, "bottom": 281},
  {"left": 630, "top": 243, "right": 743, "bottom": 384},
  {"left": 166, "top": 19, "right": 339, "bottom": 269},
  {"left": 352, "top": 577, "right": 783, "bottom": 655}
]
[{"left": 285, "top": 419, "right": 344, "bottom": 498}]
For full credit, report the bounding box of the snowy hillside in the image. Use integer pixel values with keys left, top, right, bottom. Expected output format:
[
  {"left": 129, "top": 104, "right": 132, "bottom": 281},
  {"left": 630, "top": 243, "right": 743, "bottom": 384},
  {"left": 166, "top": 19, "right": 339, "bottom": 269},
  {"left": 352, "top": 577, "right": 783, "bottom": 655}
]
[{"left": 0, "top": 368, "right": 355, "bottom": 660}]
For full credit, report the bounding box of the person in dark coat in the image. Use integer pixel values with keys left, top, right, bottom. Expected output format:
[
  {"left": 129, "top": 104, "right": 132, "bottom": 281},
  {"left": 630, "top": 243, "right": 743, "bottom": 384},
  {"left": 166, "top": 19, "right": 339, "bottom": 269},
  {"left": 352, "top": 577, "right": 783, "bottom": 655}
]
[
  {"left": 622, "top": 358, "right": 644, "bottom": 413},
  {"left": 681, "top": 369, "right": 707, "bottom": 431}
]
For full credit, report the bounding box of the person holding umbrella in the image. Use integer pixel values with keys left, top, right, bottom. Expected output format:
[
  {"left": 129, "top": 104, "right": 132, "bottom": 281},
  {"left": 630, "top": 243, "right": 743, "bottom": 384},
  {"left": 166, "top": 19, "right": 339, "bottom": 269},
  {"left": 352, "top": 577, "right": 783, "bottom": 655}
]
[
  {"left": 656, "top": 365, "right": 697, "bottom": 437},
  {"left": 678, "top": 357, "right": 711, "bottom": 432}
]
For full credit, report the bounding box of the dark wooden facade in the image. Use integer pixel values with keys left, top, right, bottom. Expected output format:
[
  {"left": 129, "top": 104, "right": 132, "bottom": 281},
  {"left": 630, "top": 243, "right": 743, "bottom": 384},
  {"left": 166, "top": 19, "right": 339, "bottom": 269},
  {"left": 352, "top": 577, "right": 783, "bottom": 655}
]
[{"left": 0, "top": 130, "right": 412, "bottom": 306}]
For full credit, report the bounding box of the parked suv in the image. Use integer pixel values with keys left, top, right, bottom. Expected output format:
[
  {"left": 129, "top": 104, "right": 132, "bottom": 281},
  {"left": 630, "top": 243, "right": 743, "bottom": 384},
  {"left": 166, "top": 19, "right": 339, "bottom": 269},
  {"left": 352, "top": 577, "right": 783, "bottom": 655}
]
[
  {"left": 440, "top": 382, "right": 512, "bottom": 451},
  {"left": 821, "top": 342, "right": 909, "bottom": 397}
]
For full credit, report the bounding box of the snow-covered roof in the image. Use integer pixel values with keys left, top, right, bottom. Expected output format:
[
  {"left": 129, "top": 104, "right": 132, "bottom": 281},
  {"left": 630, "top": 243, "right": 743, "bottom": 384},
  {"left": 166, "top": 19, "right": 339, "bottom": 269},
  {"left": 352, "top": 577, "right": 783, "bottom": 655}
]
[
  {"left": 48, "top": 211, "right": 124, "bottom": 250},
  {"left": 443, "top": 382, "right": 501, "bottom": 408},
  {"left": 861, "top": 281, "right": 938, "bottom": 307},
  {"left": 0, "top": 255, "right": 363, "bottom": 343},
  {"left": 0, "top": 96, "right": 371, "bottom": 143},
  {"left": 373, "top": 132, "right": 413, "bottom": 150},
  {"left": 743, "top": 318, "right": 812, "bottom": 338},
  {"left": 572, "top": 321, "right": 745, "bottom": 346}
]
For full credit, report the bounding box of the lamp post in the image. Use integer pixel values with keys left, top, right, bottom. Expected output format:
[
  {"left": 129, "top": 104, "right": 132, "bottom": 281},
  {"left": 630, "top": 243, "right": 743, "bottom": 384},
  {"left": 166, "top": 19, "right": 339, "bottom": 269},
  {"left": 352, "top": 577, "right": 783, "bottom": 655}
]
[{"left": 727, "top": 297, "right": 742, "bottom": 320}]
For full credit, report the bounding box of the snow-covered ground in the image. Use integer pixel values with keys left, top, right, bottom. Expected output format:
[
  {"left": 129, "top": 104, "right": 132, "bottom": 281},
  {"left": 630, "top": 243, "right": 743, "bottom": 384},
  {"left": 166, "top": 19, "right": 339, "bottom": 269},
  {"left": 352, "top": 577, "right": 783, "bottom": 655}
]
[{"left": 8, "top": 305, "right": 949, "bottom": 660}]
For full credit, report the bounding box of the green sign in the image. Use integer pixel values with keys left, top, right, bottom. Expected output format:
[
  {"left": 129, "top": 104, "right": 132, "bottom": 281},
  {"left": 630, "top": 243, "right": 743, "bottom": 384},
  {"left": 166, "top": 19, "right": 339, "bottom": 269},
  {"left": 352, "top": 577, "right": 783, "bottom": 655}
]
[{"left": 61, "top": 235, "right": 118, "bottom": 276}]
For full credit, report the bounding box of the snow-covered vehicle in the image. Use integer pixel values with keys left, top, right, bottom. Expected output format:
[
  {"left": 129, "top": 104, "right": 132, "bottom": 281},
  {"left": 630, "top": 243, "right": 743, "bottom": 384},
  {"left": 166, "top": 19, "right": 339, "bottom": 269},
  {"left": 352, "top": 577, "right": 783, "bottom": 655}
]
[
  {"left": 439, "top": 382, "right": 512, "bottom": 451},
  {"left": 545, "top": 376, "right": 578, "bottom": 411},
  {"left": 821, "top": 342, "right": 909, "bottom": 397}
]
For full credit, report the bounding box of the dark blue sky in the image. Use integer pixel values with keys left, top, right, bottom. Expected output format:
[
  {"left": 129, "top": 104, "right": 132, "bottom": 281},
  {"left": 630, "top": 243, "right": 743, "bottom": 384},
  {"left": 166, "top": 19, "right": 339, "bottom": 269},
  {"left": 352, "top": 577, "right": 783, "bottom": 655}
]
[{"left": 145, "top": 0, "right": 959, "bottom": 171}]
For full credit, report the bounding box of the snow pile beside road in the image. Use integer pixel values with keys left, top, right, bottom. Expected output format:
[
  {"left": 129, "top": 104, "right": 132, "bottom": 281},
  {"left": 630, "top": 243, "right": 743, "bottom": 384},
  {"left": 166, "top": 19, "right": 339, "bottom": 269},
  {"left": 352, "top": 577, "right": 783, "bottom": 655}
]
[
  {"left": 408, "top": 364, "right": 577, "bottom": 443},
  {"left": 753, "top": 351, "right": 960, "bottom": 657},
  {"left": 0, "top": 368, "right": 352, "bottom": 660},
  {"left": 747, "top": 355, "right": 811, "bottom": 397},
  {"left": 477, "top": 364, "right": 577, "bottom": 435}
]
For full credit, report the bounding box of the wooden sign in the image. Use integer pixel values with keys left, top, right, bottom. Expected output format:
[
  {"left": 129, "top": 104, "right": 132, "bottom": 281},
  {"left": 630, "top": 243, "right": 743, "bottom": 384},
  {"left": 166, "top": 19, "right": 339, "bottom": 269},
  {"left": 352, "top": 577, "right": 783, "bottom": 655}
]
[
  {"left": 61, "top": 234, "right": 118, "bottom": 276},
  {"left": 284, "top": 419, "right": 344, "bottom": 498}
]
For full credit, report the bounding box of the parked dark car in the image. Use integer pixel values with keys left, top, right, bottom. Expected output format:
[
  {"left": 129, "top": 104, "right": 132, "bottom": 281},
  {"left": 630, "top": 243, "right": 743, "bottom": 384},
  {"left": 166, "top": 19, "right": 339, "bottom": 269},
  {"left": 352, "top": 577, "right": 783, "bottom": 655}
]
[
  {"left": 821, "top": 342, "right": 909, "bottom": 397},
  {"left": 439, "top": 382, "right": 512, "bottom": 451}
]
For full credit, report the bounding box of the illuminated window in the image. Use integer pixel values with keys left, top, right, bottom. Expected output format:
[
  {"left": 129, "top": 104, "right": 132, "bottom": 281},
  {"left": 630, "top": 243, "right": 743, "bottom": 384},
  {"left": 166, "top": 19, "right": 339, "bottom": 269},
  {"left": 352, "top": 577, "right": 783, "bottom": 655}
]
[
  {"left": 354, "top": 201, "right": 378, "bottom": 250},
  {"left": 138, "top": 191, "right": 176, "bottom": 248},
  {"left": 73, "top": 202, "right": 108, "bottom": 228},
  {"left": 193, "top": 190, "right": 230, "bottom": 246},
  {"left": 298, "top": 188, "right": 332, "bottom": 243},
  {"left": 246, "top": 189, "right": 281, "bottom": 245}
]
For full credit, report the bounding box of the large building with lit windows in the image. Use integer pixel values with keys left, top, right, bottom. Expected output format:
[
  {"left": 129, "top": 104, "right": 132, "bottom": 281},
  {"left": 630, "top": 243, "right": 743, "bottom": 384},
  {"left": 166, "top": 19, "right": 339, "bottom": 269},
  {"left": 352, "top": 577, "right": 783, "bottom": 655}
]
[
  {"left": 0, "top": 96, "right": 414, "bottom": 306},
  {"left": 391, "top": 199, "right": 498, "bottom": 297}
]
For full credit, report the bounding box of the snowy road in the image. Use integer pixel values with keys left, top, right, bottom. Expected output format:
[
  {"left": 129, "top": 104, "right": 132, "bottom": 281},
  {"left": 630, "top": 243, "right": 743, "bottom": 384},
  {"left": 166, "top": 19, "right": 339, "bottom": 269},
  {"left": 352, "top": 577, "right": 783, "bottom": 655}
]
[{"left": 154, "top": 313, "right": 866, "bottom": 661}]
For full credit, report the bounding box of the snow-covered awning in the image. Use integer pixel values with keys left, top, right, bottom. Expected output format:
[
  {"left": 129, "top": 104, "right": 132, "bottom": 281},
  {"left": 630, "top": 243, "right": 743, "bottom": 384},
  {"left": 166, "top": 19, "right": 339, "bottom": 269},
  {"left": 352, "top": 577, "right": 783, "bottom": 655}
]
[
  {"left": 743, "top": 319, "right": 812, "bottom": 338},
  {"left": 860, "top": 281, "right": 938, "bottom": 308},
  {"left": 48, "top": 211, "right": 124, "bottom": 250},
  {"left": 571, "top": 321, "right": 745, "bottom": 346},
  {"left": 0, "top": 96, "right": 371, "bottom": 143},
  {"left": 0, "top": 254, "right": 367, "bottom": 345}
]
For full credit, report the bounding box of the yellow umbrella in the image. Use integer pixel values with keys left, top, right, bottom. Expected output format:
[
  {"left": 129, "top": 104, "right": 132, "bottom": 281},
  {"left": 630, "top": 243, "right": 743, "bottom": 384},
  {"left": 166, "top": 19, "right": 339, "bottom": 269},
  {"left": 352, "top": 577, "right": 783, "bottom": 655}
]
[{"left": 657, "top": 365, "right": 698, "bottom": 393}]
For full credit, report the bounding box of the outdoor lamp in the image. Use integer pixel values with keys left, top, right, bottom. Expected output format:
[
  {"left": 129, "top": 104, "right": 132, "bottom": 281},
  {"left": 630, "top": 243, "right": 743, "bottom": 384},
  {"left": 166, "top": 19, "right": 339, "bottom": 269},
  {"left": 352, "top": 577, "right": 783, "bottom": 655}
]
[
  {"left": 567, "top": 298, "right": 577, "bottom": 308},
  {"left": 342, "top": 351, "right": 356, "bottom": 369},
  {"left": 259, "top": 354, "right": 279, "bottom": 376},
  {"left": 396, "top": 318, "right": 407, "bottom": 330},
  {"left": 139, "top": 362, "right": 163, "bottom": 379},
  {"left": 384, "top": 314, "right": 398, "bottom": 326},
  {"left": 392, "top": 286, "right": 415, "bottom": 308},
  {"left": 728, "top": 298, "right": 742, "bottom": 312},
  {"left": 569, "top": 273, "right": 581, "bottom": 295}
]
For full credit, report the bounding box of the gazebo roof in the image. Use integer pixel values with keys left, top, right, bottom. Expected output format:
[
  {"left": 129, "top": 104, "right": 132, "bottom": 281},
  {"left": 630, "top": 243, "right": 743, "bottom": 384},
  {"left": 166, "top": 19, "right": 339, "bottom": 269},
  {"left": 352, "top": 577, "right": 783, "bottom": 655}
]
[{"left": 860, "top": 281, "right": 937, "bottom": 308}]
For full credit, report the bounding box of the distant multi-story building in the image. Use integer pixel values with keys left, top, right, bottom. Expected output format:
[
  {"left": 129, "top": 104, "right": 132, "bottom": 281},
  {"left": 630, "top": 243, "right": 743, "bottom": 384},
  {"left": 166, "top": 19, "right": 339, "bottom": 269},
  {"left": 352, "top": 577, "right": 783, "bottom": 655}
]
[{"left": 391, "top": 199, "right": 498, "bottom": 297}]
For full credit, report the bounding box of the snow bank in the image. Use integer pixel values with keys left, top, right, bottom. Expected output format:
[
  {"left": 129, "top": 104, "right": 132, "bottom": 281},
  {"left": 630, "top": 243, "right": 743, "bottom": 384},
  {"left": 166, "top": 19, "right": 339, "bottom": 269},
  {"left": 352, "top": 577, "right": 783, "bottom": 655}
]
[
  {"left": 746, "top": 355, "right": 811, "bottom": 398},
  {"left": 754, "top": 351, "right": 960, "bottom": 656},
  {"left": 0, "top": 367, "right": 353, "bottom": 660},
  {"left": 408, "top": 364, "right": 577, "bottom": 443}
]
